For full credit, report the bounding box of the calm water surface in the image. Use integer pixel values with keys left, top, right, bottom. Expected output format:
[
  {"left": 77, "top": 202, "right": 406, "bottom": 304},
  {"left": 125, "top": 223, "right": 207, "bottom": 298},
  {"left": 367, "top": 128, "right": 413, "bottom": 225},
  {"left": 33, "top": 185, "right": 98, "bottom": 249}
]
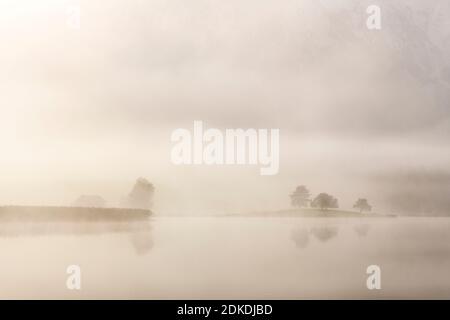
[{"left": 1, "top": 216, "right": 450, "bottom": 299}]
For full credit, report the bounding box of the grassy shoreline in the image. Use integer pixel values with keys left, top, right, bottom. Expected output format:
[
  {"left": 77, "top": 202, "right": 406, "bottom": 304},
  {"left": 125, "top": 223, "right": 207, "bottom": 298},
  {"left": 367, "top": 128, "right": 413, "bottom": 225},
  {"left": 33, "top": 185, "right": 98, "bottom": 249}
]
[
  {"left": 0, "top": 206, "right": 152, "bottom": 222},
  {"left": 225, "top": 208, "right": 396, "bottom": 218}
]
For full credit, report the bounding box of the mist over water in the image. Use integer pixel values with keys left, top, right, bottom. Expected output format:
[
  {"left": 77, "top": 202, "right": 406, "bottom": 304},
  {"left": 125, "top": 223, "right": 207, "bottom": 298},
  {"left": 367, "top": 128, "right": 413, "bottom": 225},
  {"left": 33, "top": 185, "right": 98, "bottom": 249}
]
[
  {"left": 1, "top": 217, "right": 450, "bottom": 299},
  {"left": 1, "top": 0, "right": 450, "bottom": 300}
]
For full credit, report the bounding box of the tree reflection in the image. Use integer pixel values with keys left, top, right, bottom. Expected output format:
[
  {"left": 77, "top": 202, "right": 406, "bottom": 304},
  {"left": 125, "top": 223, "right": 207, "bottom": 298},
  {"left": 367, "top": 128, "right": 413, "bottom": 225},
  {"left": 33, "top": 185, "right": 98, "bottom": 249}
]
[
  {"left": 291, "top": 227, "right": 310, "bottom": 248},
  {"left": 353, "top": 224, "right": 370, "bottom": 237},
  {"left": 310, "top": 226, "right": 339, "bottom": 242}
]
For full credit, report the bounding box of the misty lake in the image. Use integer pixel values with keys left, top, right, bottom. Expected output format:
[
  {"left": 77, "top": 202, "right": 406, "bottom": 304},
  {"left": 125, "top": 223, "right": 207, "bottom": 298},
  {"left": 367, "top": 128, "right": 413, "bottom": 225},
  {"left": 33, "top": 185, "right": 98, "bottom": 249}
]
[{"left": 1, "top": 216, "right": 450, "bottom": 299}]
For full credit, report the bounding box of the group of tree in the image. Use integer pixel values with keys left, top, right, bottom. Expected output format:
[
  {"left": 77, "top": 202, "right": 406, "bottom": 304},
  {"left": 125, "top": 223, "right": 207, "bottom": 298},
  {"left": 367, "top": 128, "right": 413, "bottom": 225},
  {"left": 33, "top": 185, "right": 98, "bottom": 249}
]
[{"left": 290, "top": 185, "right": 372, "bottom": 213}]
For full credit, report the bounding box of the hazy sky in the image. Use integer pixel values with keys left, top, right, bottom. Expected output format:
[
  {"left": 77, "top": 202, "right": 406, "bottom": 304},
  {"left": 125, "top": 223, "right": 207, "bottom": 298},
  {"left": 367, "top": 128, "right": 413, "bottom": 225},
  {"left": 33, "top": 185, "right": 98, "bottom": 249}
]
[{"left": 1, "top": 0, "right": 449, "bottom": 214}]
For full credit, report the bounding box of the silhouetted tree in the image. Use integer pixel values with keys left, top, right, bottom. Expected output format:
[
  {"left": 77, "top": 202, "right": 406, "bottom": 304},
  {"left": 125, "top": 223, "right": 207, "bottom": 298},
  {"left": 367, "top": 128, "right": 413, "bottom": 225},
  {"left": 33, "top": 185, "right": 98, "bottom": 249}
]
[
  {"left": 311, "top": 193, "right": 339, "bottom": 211},
  {"left": 353, "top": 198, "right": 372, "bottom": 213},
  {"left": 127, "top": 178, "right": 155, "bottom": 209},
  {"left": 290, "top": 185, "right": 310, "bottom": 208}
]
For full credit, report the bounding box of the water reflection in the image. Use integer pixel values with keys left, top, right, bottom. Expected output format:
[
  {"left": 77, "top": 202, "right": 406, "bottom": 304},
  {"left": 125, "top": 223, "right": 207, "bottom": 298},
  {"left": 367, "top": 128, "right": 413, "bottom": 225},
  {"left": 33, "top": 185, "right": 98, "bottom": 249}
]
[
  {"left": 291, "top": 225, "right": 339, "bottom": 248},
  {"left": 353, "top": 224, "right": 370, "bottom": 237},
  {"left": 290, "top": 227, "right": 309, "bottom": 248},
  {"left": 310, "top": 226, "right": 339, "bottom": 242},
  {"left": 129, "top": 226, "right": 154, "bottom": 254},
  {"left": 2, "top": 217, "right": 450, "bottom": 298},
  {"left": 0, "top": 220, "right": 154, "bottom": 254}
]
